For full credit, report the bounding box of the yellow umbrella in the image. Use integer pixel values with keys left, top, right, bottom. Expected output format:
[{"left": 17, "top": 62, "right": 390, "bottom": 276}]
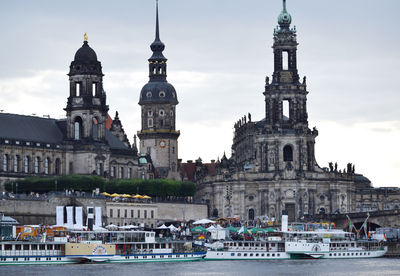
[
  {"left": 143, "top": 195, "right": 151, "bottom": 199},
  {"left": 133, "top": 194, "right": 142, "bottom": 199},
  {"left": 101, "top": 192, "right": 111, "bottom": 196},
  {"left": 122, "top": 194, "right": 132, "bottom": 198},
  {"left": 110, "top": 193, "right": 121, "bottom": 197}
]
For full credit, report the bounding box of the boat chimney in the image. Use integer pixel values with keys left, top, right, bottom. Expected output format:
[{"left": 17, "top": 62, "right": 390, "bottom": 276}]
[{"left": 281, "top": 210, "right": 288, "bottom": 232}]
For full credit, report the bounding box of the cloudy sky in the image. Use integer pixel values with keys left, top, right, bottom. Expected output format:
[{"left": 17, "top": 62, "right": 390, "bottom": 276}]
[{"left": 0, "top": 0, "right": 399, "bottom": 187}]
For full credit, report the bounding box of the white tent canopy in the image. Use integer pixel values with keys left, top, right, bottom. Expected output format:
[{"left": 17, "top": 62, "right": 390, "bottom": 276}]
[
  {"left": 157, "top": 224, "right": 169, "bottom": 229},
  {"left": 193, "top": 219, "right": 216, "bottom": 225},
  {"left": 168, "top": 224, "right": 180, "bottom": 232},
  {"left": 207, "top": 225, "right": 216, "bottom": 231},
  {"left": 105, "top": 224, "right": 118, "bottom": 229}
]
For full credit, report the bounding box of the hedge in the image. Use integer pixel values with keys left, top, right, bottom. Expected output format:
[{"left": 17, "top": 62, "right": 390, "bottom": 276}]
[{"left": 4, "top": 175, "right": 197, "bottom": 197}]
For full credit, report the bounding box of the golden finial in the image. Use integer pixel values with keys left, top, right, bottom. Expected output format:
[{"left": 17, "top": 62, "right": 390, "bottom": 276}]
[{"left": 84, "top": 32, "right": 88, "bottom": 42}]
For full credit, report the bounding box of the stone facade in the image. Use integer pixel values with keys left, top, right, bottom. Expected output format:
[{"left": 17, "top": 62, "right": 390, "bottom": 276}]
[
  {"left": 195, "top": 1, "right": 390, "bottom": 222},
  {"left": 0, "top": 37, "right": 142, "bottom": 187}
]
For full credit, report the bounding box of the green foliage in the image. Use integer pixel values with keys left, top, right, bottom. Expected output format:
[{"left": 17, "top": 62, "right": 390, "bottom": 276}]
[{"left": 4, "top": 175, "right": 197, "bottom": 197}]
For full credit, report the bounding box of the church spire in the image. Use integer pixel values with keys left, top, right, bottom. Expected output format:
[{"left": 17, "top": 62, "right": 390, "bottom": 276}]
[
  {"left": 148, "top": 0, "right": 167, "bottom": 81},
  {"left": 278, "top": 0, "right": 292, "bottom": 29}
]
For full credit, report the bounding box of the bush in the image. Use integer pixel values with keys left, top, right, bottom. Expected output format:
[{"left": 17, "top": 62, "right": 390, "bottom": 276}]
[{"left": 4, "top": 176, "right": 197, "bottom": 197}]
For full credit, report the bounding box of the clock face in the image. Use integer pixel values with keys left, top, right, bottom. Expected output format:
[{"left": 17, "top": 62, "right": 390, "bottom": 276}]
[{"left": 159, "top": 140, "right": 166, "bottom": 148}]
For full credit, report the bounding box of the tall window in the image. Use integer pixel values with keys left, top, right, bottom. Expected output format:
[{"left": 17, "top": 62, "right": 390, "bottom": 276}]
[
  {"left": 248, "top": 208, "right": 255, "bottom": 220},
  {"left": 148, "top": 118, "right": 153, "bottom": 128},
  {"left": 92, "top": 83, "right": 97, "bottom": 96},
  {"left": 76, "top": 83, "right": 81, "bottom": 97},
  {"left": 96, "top": 163, "right": 103, "bottom": 176},
  {"left": 44, "top": 158, "right": 49, "bottom": 174},
  {"left": 119, "top": 167, "right": 124, "bottom": 179},
  {"left": 144, "top": 210, "right": 147, "bottom": 219},
  {"left": 34, "top": 157, "right": 40, "bottom": 174},
  {"left": 55, "top": 158, "right": 61, "bottom": 175},
  {"left": 283, "top": 145, "right": 293, "bottom": 162},
  {"left": 137, "top": 210, "right": 140, "bottom": 218},
  {"left": 110, "top": 209, "right": 113, "bottom": 218},
  {"left": 13, "top": 155, "right": 19, "bottom": 172},
  {"left": 283, "top": 100, "right": 290, "bottom": 120},
  {"left": 24, "top": 156, "right": 29, "bottom": 173},
  {"left": 282, "top": 51, "right": 288, "bottom": 70},
  {"left": 74, "top": 117, "right": 83, "bottom": 140},
  {"left": 3, "top": 154, "right": 8, "bottom": 171}
]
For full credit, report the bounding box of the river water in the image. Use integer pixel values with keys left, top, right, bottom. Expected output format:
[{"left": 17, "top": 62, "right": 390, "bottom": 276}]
[{"left": 1, "top": 258, "right": 399, "bottom": 276}]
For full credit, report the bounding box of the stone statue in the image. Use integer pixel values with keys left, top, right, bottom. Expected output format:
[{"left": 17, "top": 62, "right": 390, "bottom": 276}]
[
  {"left": 329, "top": 162, "right": 333, "bottom": 172},
  {"left": 303, "top": 76, "right": 306, "bottom": 85},
  {"left": 248, "top": 113, "right": 252, "bottom": 122},
  {"left": 334, "top": 162, "right": 338, "bottom": 172},
  {"left": 265, "top": 76, "right": 270, "bottom": 85}
]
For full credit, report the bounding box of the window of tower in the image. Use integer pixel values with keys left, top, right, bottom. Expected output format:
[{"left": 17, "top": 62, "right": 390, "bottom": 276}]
[
  {"left": 282, "top": 51, "right": 289, "bottom": 70},
  {"left": 159, "top": 109, "right": 165, "bottom": 117},
  {"left": 248, "top": 209, "right": 255, "bottom": 221},
  {"left": 146, "top": 91, "right": 152, "bottom": 98},
  {"left": 159, "top": 91, "right": 165, "bottom": 98},
  {"left": 76, "top": 83, "right": 81, "bottom": 97},
  {"left": 160, "top": 119, "right": 164, "bottom": 127},
  {"left": 148, "top": 118, "right": 153, "bottom": 128},
  {"left": 283, "top": 100, "right": 290, "bottom": 120},
  {"left": 92, "top": 83, "right": 97, "bottom": 96},
  {"left": 74, "top": 117, "right": 83, "bottom": 140},
  {"left": 92, "top": 118, "right": 99, "bottom": 140},
  {"left": 283, "top": 145, "right": 293, "bottom": 162},
  {"left": 158, "top": 67, "right": 162, "bottom": 74},
  {"left": 148, "top": 110, "right": 153, "bottom": 117},
  {"left": 170, "top": 110, "right": 173, "bottom": 116}
]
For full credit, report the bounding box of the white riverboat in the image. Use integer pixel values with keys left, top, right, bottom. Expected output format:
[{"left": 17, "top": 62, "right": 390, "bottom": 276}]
[
  {"left": 0, "top": 230, "right": 206, "bottom": 265},
  {"left": 205, "top": 215, "right": 387, "bottom": 260}
]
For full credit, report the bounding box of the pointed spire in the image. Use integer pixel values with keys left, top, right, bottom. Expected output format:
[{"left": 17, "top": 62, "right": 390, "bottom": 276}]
[
  {"left": 283, "top": 0, "right": 287, "bottom": 12},
  {"left": 155, "top": 0, "right": 160, "bottom": 42}
]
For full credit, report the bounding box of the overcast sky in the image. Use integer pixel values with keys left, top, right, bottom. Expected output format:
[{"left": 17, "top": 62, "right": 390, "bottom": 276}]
[{"left": 0, "top": 0, "right": 399, "bottom": 187}]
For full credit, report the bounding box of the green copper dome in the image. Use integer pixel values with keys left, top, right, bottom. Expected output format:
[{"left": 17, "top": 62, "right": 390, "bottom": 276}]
[{"left": 278, "top": 0, "right": 292, "bottom": 26}]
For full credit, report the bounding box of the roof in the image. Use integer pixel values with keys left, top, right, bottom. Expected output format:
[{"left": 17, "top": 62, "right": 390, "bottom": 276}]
[
  {"left": 0, "top": 113, "right": 130, "bottom": 150},
  {"left": 0, "top": 113, "right": 64, "bottom": 144}
]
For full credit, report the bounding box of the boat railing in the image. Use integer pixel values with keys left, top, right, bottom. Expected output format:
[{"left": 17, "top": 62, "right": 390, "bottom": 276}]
[{"left": 0, "top": 250, "right": 62, "bottom": 257}]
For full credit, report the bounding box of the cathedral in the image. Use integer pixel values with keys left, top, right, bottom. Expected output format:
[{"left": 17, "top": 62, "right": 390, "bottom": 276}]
[
  {"left": 194, "top": 1, "right": 377, "bottom": 222},
  {"left": 0, "top": 2, "right": 180, "bottom": 185}
]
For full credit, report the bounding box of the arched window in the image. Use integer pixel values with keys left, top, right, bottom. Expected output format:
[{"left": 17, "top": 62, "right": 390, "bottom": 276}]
[
  {"left": 3, "top": 154, "right": 8, "bottom": 172},
  {"left": 148, "top": 118, "right": 153, "bottom": 128},
  {"left": 34, "top": 157, "right": 40, "bottom": 174},
  {"left": 55, "top": 158, "right": 61, "bottom": 175},
  {"left": 74, "top": 117, "right": 83, "bottom": 140},
  {"left": 24, "top": 156, "right": 30, "bottom": 173},
  {"left": 13, "top": 155, "right": 19, "bottom": 172},
  {"left": 127, "top": 168, "right": 132, "bottom": 179},
  {"left": 212, "top": 208, "right": 219, "bottom": 218},
  {"left": 248, "top": 209, "right": 255, "bottom": 220},
  {"left": 119, "top": 167, "right": 124, "bottom": 179},
  {"left": 44, "top": 158, "right": 50, "bottom": 174},
  {"left": 283, "top": 145, "right": 293, "bottom": 162},
  {"left": 92, "top": 118, "right": 99, "bottom": 140}
]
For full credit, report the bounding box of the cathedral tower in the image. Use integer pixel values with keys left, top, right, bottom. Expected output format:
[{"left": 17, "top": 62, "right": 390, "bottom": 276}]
[
  {"left": 138, "top": 2, "right": 180, "bottom": 179},
  {"left": 65, "top": 34, "right": 108, "bottom": 142},
  {"left": 262, "top": 0, "right": 318, "bottom": 174}
]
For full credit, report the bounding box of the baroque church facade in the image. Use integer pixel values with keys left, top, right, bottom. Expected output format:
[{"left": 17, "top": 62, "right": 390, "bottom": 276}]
[
  {"left": 0, "top": 5, "right": 178, "bottom": 185},
  {"left": 195, "top": 1, "right": 376, "bottom": 222}
]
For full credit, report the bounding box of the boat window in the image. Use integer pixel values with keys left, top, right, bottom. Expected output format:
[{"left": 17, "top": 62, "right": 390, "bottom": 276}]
[
  {"left": 261, "top": 254, "right": 264, "bottom": 257},
  {"left": 238, "top": 253, "right": 241, "bottom": 256},
  {"left": 244, "top": 253, "right": 247, "bottom": 256},
  {"left": 256, "top": 253, "right": 259, "bottom": 257},
  {"left": 231, "top": 253, "right": 235, "bottom": 256},
  {"left": 267, "top": 254, "right": 270, "bottom": 257},
  {"left": 244, "top": 243, "right": 248, "bottom": 247},
  {"left": 239, "top": 242, "right": 242, "bottom": 246},
  {"left": 15, "top": 244, "right": 21, "bottom": 250},
  {"left": 250, "top": 254, "right": 253, "bottom": 256},
  {"left": 23, "top": 245, "right": 29, "bottom": 250},
  {"left": 329, "top": 253, "right": 332, "bottom": 256},
  {"left": 272, "top": 254, "right": 275, "bottom": 257},
  {"left": 5, "top": 245, "right": 12, "bottom": 250}
]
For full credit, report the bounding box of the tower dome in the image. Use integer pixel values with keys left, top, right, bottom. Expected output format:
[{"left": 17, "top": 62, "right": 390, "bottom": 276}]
[
  {"left": 69, "top": 34, "right": 102, "bottom": 76},
  {"left": 278, "top": 0, "right": 292, "bottom": 27}
]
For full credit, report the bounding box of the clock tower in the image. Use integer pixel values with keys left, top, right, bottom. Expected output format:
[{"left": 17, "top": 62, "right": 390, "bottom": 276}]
[{"left": 137, "top": 1, "right": 180, "bottom": 179}]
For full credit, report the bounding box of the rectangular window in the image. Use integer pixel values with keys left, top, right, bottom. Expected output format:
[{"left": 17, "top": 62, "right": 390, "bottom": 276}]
[
  {"left": 110, "top": 209, "right": 113, "bottom": 218},
  {"left": 117, "top": 209, "right": 120, "bottom": 218},
  {"left": 144, "top": 210, "right": 147, "bottom": 219},
  {"left": 282, "top": 51, "right": 288, "bottom": 70},
  {"left": 124, "top": 209, "right": 127, "bottom": 218},
  {"left": 151, "top": 210, "right": 154, "bottom": 219},
  {"left": 137, "top": 210, "right": 140, "bottom": 218},
  {"left": 283, "top": 100, "right": 289, "bottom": 120},
  {"left": 92, "top": 83, "right": 97, "bottom": 96},
  {"left": 76, "top": 83, "right": 81, "bottom": 97},
  {"left": 131, "top": 210, "right": 134, "bottom": 218},
  {"left": 128, "top": 168, "right": 132, "bottom": 179}
]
